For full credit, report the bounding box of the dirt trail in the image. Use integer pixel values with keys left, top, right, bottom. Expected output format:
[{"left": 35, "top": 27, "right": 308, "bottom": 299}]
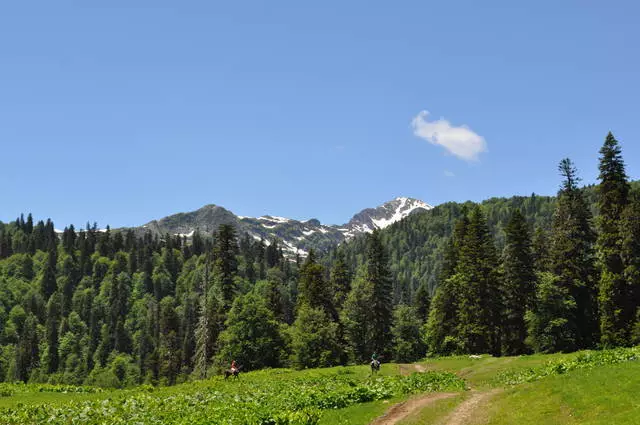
[
  {"left": 397, "top": 363, "right": 427, "bottom": 375},
  {"left": 442, "top": 389, "right": 501, "bottom": 425},
  {"left": 369, "top": 392, "right": 458, "bottom": 425}
]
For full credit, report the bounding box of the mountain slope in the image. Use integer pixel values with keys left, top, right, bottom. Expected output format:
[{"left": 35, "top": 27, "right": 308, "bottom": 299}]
[{"left": 139, "top": 197, "right": 432, "bottom": 255}]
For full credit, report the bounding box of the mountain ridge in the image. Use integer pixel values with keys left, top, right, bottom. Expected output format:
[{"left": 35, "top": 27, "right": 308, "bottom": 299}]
[{"left": 139, "top": 197, "right": 433, "bottom": 255}]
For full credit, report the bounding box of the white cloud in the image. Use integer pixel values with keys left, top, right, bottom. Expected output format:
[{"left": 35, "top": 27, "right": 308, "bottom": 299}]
[
  {"left": 444, "top": 170, "right": 455, "bottom": 177},
  {"left": 411, "top": 110, "right": 487, "bottom": 161}
]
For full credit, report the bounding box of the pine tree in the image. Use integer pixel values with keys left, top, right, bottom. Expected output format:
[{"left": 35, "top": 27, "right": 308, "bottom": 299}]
[
  {"left": 456, "top": 206, "right": 501, "bottom": 355},
  {"left": 193, "top": 262, "right": 211, "bottom": 379},
  {"left": 532, "top": 227, "right": 551, "bottom": 272},
  {"left": 340, "top": 267, "right": 375, "bottom": 362},
  {"left": 424, "top": 214, "right": 468, "bottom": 355},
  {"left": 45, "top": 292, "right": 62, "bottom": 373},
  {"left": 297, "top": 250, "right": 336, "bottom": 320},
  {"left": 413, "top": 282, "right": 431, "bottom": 323},
  {"left": 16, "top": 314, "right": 40, "bottom": 381},
  {"left": 501, "top": 209, "right": 536, "bottom": 355},
  {"left": 214, "top": 224, "right": 238, "bottom": 311},
  {"left": 526, "top": 272, "right": 577, "bottom": 353},
  {"left": 550, "top": 159, "right": 598, "bottom": 349},
  {"left": 330, "top": 251, "right": 352, "bottom": 311},
  {"left": 391, "top": 304, "right": 425, "bottom": 362},
  {"left": 41, "top": 242, "right": 58, "bottom": 298},
  {"left": 366, "top": 230, "right": 394, "bottom": 358},
  {"left": 596, "top": 133, "right": 631, "bottom": 346},
  {"left": 621, "top": 193, "right": 640, "bottom": 344}
]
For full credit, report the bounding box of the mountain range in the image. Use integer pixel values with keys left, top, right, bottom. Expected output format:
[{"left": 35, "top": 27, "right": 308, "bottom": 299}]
[{"left": 139, "top": 197, "right": 433, "bottom": 255}]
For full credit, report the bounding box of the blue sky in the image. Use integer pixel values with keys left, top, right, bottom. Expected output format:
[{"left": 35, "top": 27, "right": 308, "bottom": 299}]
[{"left": 1, "top": 1, "right": 639, "bottom": 228}]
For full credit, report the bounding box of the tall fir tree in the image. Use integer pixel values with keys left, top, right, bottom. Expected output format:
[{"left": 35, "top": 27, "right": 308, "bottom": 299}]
[
  {"left": 501, "top": 209, "right": 536, "bottom": 355},
  {"left": 621, "top": 193, "right": 640, "bottom": 343},
  {"left": 193, "top": 266, "right": 211, "bottom": 379},
  {"left": 45, "top": 292, "right": 62, "bottom": 373},
  {"left": 596, "top": 133, "right": 631, "bottom": 346},
  {"left": 297, "top": 250, "right": 336, "bottom": 320},
  {"left": 365, "top": 230, "right": 394, "bottom": 358},
  {"left": 424, "top": 213, "right": 469, "bottom": 355},
  {"left": 456, "top": 206, "right": 501, "bottom": 355},
  {"left": 550, "top": 158, "right": 598, "bottom": 349},
  {"left": 214, "top": 224, "right": 238, "bottom": 311},
  {"left": 330, "top": 250, "right": 352, "bottom": 311},
  {"left": 41, "top": 242, "right": 58, "bottom": 299}
]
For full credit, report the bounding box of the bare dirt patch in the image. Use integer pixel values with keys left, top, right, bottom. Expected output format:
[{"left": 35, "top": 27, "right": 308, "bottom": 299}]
[
  {"left": 369, "top": 393, "right": 458, "bottom": 425},
  {"left": 442, "top": 389, "right": 501, "bottom": 425}
]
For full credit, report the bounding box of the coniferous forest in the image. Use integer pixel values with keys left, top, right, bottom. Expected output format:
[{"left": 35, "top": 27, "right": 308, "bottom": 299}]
[{"left": 0, "top": 133, "right": 638, "bottom": 388}]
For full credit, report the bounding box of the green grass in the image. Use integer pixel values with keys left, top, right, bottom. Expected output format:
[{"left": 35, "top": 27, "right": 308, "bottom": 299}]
[
  {"left": 0, "top": 365, "right": 464, "bottom": 424},
  {"left": 483, "top": 361, "right": 640, "bottom": 424},
  {"left": 1, "top": 348, "right": 638, "bottom": 424}
]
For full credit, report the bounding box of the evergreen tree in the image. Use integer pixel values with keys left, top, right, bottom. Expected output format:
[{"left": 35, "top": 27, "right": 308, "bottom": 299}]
[
  {"left": 41, "top": 242, "right": 58, "bottom": 298},
  {"left": 297, "top": 250, "right": 336, "bottom": 320},
  {"left": 456, "top": 206, "right": 501, "bottom": 355},
  {"left": 596, "top": 133, "right": 631, "bottom": 346},
  {"left": 621, "top": 193, "right": 640, "bottom": 344},
  {"left": 214, "top": 224, "right": 238, "bottom": 310},
  {"left": 424, "top": 214, "right": 468, "bottom": 355},
  {"left": 391, "top": 304, "right": 425, "bottom": 362},
  {"left": 16, "top": 314, "right": 39, "bottom": 381},
  {"left": 193, "top": 264, "right": 211, "bottom": 379},
  {"left": 413, "top": 282, "right": 431, "bottom": 323},
  {"left": 501, "top": 209, "right": 536, "bottom": 355},
  {"left": 550, "top": 159, "right": 598, "bottom": 349},
  {"left": 158, "top": 296, "right": 181, "bottom": 385},
  {"left": 340, "top": 267, "right": 374, "bottom": 362},
  {"left": 532, "top": 227, "right": 551, "bottom": 272},
  {"left": 526, "top": 272, "right": 577, "bottom": 353},
  {"left": 365, "top": 230, "right": 393, "bottom": 358},
  {"left": 45, "top": 292, "right": 62, "bottom": 373},
  {"left": 289, "top": 304, "right": 341, "bottom": 369},
  {"left": 330, "top": 251, "right": 352, "bottom": 311}
]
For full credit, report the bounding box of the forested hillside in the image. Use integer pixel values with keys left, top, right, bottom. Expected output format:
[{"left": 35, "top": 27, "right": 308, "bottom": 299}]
[{"left": 0, "top": 132, "right": 638, "bottom": 388}]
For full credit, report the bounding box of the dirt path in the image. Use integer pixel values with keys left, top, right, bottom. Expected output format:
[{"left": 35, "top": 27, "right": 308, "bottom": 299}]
[
  {"left": 442, "top": 389, "right": 501, "bottom": 425},
  {"left": 369, "top": 392, "right": 458, "bottom": 425},
  {"left": 397, "top": 363, "right": 426, "bottom": 375}
]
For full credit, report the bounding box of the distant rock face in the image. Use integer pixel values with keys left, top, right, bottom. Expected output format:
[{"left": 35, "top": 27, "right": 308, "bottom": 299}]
[{"left": 137, "top": 197, "right": 433, "bottom": 255}]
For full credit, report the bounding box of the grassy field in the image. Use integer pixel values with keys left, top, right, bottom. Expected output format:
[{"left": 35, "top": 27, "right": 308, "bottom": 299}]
[{"left": 0, "top": 347, "right": 638, "bottom": 424}]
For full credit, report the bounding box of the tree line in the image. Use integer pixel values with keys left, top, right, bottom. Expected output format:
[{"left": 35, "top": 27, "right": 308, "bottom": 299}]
[
  {"left": 0, "top": 132, "right": 637, "bottom": 388},
  {"left": 424, "top": 133, "right": 640, "bottom": 355}
]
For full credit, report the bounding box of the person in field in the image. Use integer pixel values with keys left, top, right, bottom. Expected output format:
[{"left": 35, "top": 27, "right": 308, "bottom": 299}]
[{"left": 230, "top": 360, "right": 238, "bottom": 373}]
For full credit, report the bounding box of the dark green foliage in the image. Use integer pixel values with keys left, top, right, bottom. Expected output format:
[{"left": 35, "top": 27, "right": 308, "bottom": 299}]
[
  {"left": 501, "top": 210, "right": 536, "bottom": 355},
  {"left": 45, "top": 292, "right": 62, "bottom": 373},
  {"left": 297, "top": 251, "right": 336, "bottom": 320},
  {"left": 596, "top": 133, "right": 632, "bottom": 346},
  {"left": 215, "top": 292, "right": 284, "bottom": 371},
  {"left": 413, "top": 282, "right": 431, "bottom": 323},
  {"left": 456, "top": 206, "right": 501, "bottom": 355},
  {"left": 289, "top": 305, "right": 341, "bottom": 369},
  {"left": 330, "top": 251, "right": 351, "bottom": 311},
  {"left": 365, "top": 230, "right": 394, "bottom": 358},
  {"left": 214, "top": 224, "right": 238, "bottom": 310},
  {"left": 526, "top": 272, "right": 577, "bottom": 353},
  {"left": 40, "top": 244, "right": 57, "bottom": 298},
  {"left": 549, "top": 159, "right": 598, "bottom": 349},
  {"left": 391, "top": 304, "right": 425, "bottom": 362},
  {"left": 621, "top": 194, "right": 640, "bottom": 343},
  {"left": 340, "top": 268, "right": 375, "bottom": 362}
]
